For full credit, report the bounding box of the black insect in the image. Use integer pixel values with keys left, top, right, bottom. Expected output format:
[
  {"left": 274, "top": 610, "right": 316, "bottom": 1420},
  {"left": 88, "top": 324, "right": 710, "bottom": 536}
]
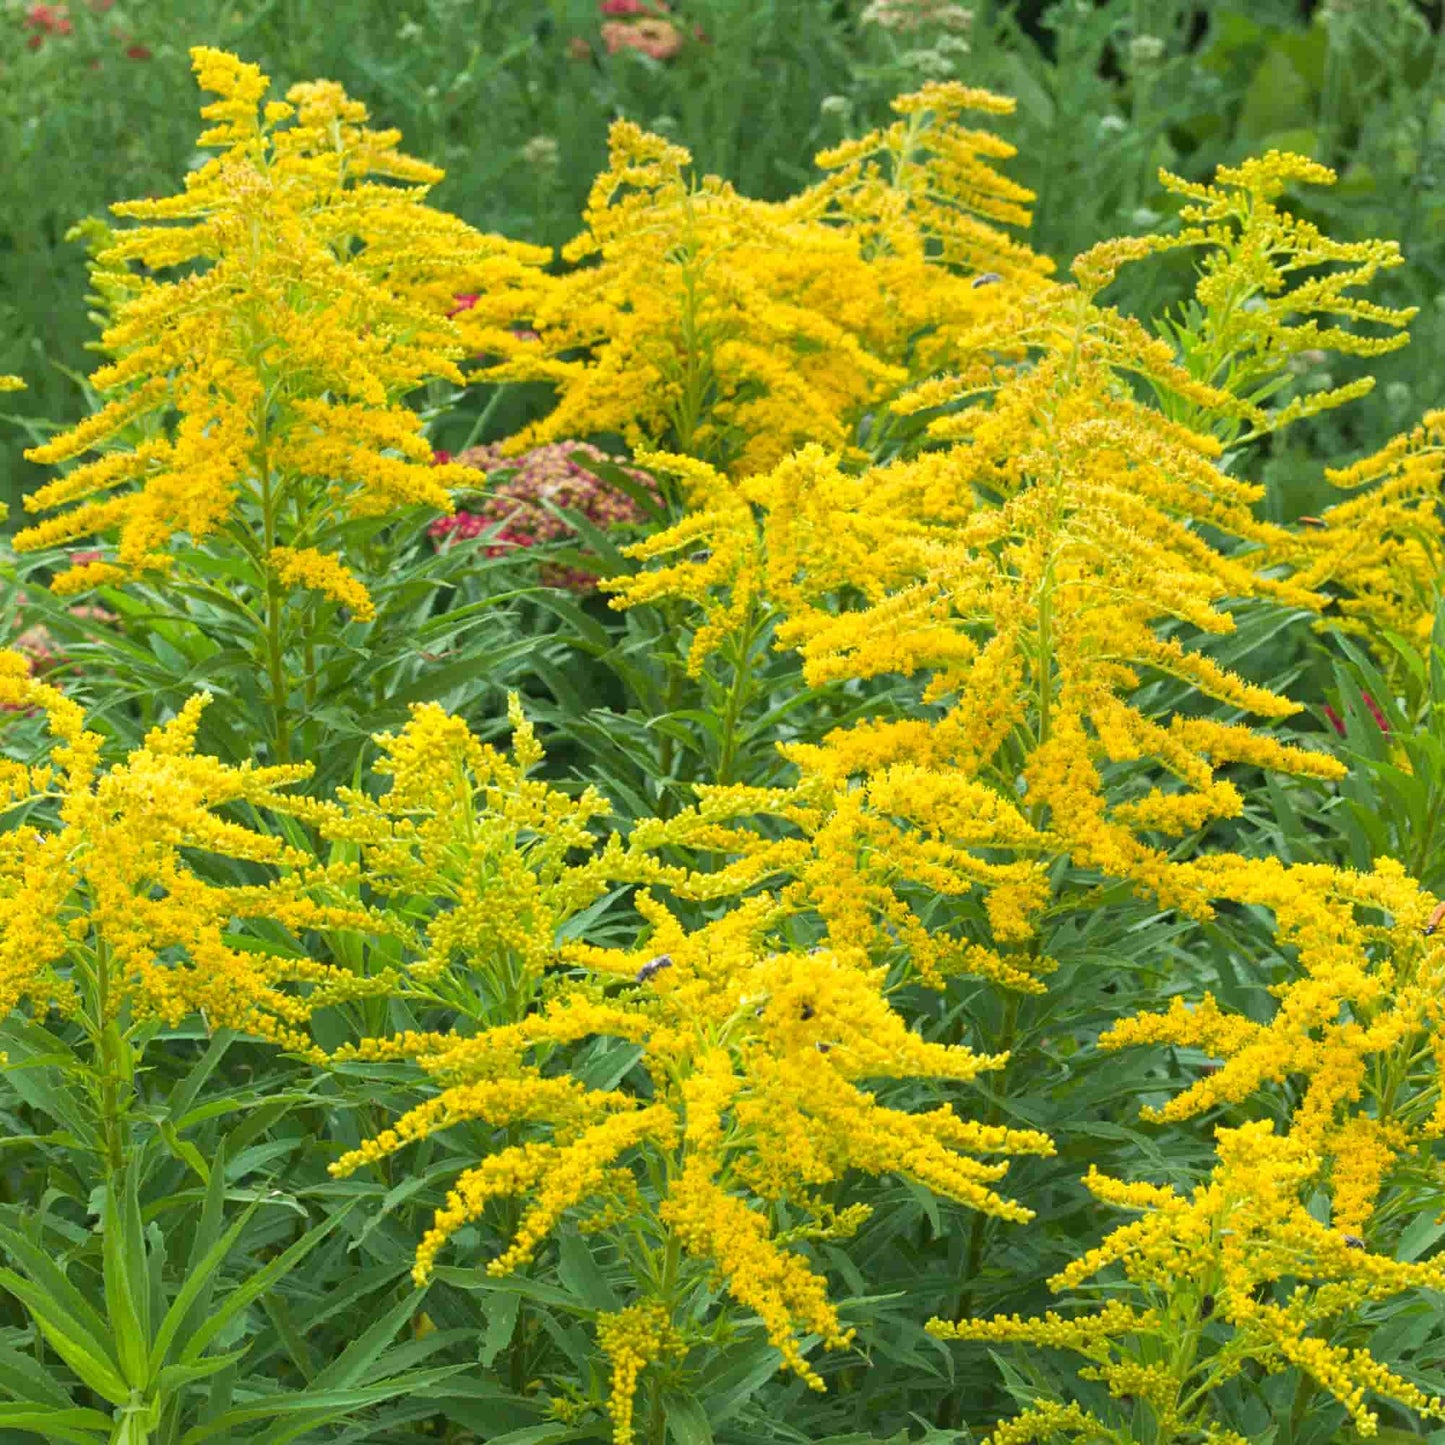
[
  {"left": 1199, "top": 1295, "right": 1214, "bottom": 1319},
  {"left": 971, "top": 271, "right": 1002, "bottom": 288},
  {"left": 689, "top": 549, "right": 712, "bottom": 564},
  {"left": 635, "top": 954, "right": 673, "bottom": 983},
  {"left": 1343, "top": 1233, "right": 1366, "bottom": 1251},
  {"left": 800, "top": 1003, "right": 815, "bottom": 1021}
]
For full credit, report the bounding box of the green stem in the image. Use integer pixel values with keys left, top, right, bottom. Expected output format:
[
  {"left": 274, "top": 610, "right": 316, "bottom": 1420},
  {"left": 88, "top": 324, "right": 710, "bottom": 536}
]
[
  {"left": 936, "top": 992, "right": 1021, "bottom": 1429},
  {"left": 647, "top": 1235, "right": 683, "bottom": 1445},
  {"left": 255, "top": 400, "right": 291, "bottom": 765},
  {"left": 655, "top": 603, "right": 688, "bottom": 818},
  {"left": 94, "top": 938, "right": 127, "bottom": 1182},
  {"left": 715, "top": 601, "right": 762, "bottom": 786}
]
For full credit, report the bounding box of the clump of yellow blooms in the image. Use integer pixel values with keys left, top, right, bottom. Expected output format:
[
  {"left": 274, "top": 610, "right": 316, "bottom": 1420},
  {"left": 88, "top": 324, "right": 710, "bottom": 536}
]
[
  {"left": 331, "top": 892, "right": 1051, "bottom": 1391},
  {"left": 1104, "top": 858, "right": 1444, "bottom": 1235},
  {"left": 616, "top": 760, "right": 1056, "bottom": 992},
  {"left": 12, "top": 46, "right": 541, "bottom": 606},
  {"left": 324, "top": 707, "right": 1053, "bottom": 1428},
  {"left": 471, "top": 82, "right": 1047, "bottom": 477},
  {"left": 291, "top": 695, "right": 622, "bottom": 1021},
  {"left": 1285, "top": 408, "right": 1445, "bottom": 654},
  {"left": 595, "top": 1302, "right": 680, "bottom": 1445},
  {"left": 942, "top": 850, "right": 1445, "bottom": 1437},
  {"left": 932, "top": 1121, "right": 1445, "bottom": 1439},
  {"left": 1110, "top": 153, "right": 1415, "bottom": 442},
  {"left": 268, "top": 545, "right": 376, "bottom": 621},
  {"left": 0, "top": 651, "right": 387, "bottom": 1048},
  {"left": 603, "top": 157, "right": 1373, "bottom": 935}
]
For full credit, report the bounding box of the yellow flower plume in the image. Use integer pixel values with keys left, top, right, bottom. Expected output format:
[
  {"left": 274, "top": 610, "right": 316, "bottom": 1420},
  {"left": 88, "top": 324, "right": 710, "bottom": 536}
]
[{"left": 14, "top": 47, "right": 542, "bottom": 600}]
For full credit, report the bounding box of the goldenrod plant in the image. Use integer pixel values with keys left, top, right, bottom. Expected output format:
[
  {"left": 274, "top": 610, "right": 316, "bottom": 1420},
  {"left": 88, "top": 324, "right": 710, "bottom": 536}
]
[
  {"left": 10, "top": 48, "right": 549, "bottom": 771},
  {"left": 472, "top": 83, "right": 1048, "bottom": 477}
]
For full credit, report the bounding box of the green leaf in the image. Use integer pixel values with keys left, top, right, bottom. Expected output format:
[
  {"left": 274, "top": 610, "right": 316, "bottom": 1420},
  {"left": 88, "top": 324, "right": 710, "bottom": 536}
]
[
  {"left": 178, "top": 1365, "right": 467, "bottom": 1445},
  {"left": 308, "top": 1288, "right": 429, "bottom": 1390},
  {"left": 662, "top": 1394, "right": 713, "bottom": 1445},
  {"left": 0, "top": 1270, "right": 128, "bottom": 1405},
  {"left": 102, "top": 1180, "right": 150, "bottom": 1389},
  {"left": 555, "top": 1229, "right": 620, "bottom": 1313},
  {"left": 482, "top": 1426, "right": 588, "bottom": 1445},
  {"left": 0, "top": 1225, "right": 110, "bottom": 1354},
  {"left": 179, "top": 1200, "right": 358, "bottom": 1366},
  {"left": 151, "top": 1349, "right": 248, "bottom": 1395},
  {"left": 0, "top": 1340, "right": 76, "bottom": 1408},
  {"left": 479, "top": 1290, "right": 521, "bottom": 1370},
  {"left": 0, "top": 1405, "right": 111, "bottom": 1445}
]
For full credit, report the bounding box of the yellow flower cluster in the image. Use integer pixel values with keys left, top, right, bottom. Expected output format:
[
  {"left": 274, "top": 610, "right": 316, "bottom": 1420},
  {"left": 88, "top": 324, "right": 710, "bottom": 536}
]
[
  {"left": 953, "top": 850, "right": 1445, "bottom": 1436},
  {"left": 292, "top": 695, "right": 619, "bottom": 1020},
  {"left": 13, "top": 47, "right": 539, "bottom": 596},
  {"left": 603, "top": 215, "right": 1355, "bottom": 940},
  {"left": 326, "top": 711, "right": 1054, "bottom": 1411},
  {"left": 621, "top": 765, "right": 1055, "bottom": 992},
  {"left": 1283, "top": 408, "right": 1445, "bottom": 653},
  {"left": 1102, "top": 153, "right": 1415, "bottom": 443},
  {"left": 1103, "top": 857, "right": 1441, "bottom": 1235},
  {"left": 0, "top": 652, "right": 387, "bottom": 1048},
  {"left": 470, "top": 83, "right": 1047, "bottom": 476},
  {"left": 595, "top": 1301, "right": 678, "bottom": 1445},
  {"left": 934, "top": 1121, "right": 1445, "bottom": 1439},
  {"left": 268, "top": 545, "right": 376, "bottom": 621}
]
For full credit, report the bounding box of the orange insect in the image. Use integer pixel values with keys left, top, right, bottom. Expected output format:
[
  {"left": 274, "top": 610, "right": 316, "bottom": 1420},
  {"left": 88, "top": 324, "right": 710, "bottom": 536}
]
[{"left": 1425, "top": 902, "right": 1445, "bottom": 937}]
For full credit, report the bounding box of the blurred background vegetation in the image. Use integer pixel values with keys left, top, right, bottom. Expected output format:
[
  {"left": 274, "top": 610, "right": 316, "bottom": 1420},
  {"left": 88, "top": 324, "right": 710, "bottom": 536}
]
[{"left": 2, "top": 0, "right": 1442, "bottom": 512}]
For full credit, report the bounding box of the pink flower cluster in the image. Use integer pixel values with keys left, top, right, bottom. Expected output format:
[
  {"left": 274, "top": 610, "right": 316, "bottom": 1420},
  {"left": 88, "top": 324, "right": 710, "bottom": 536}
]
[
  {"left": 429, "top": 442, "right": 659, "bottom": 591},
  {"left": 23, "top": 4, "right": 73, "bottom": 44},
  {"left": 20, "top": 1, "right": 151, "bottom": 57},
  {"left": 595, "top": 0, "right": 693, "bottom": 61}
]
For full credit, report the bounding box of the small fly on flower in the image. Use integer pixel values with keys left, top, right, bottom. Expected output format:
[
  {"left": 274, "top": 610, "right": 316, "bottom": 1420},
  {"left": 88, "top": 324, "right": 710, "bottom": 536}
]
[
  {"left": 635, "top": 953, "right": 672, "bottom": 983},
  {"left": 971, "top": 271, "right": 1002, "bottom": 287},
  {"left": 1342, "top": 1233, "right": 1367, "bottom": 1250}
]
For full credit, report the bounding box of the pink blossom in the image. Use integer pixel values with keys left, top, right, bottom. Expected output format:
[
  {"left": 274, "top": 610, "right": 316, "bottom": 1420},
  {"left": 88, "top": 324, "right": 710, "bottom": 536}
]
[
  {"left": 23, "top": 2, "right": 73, "bottom": 46},
  {"left": 601, "top": 16, "right": 684, "bottom": 59},
  {"left": 429, "top": 441, "right": 660, "bottom": 591}
]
